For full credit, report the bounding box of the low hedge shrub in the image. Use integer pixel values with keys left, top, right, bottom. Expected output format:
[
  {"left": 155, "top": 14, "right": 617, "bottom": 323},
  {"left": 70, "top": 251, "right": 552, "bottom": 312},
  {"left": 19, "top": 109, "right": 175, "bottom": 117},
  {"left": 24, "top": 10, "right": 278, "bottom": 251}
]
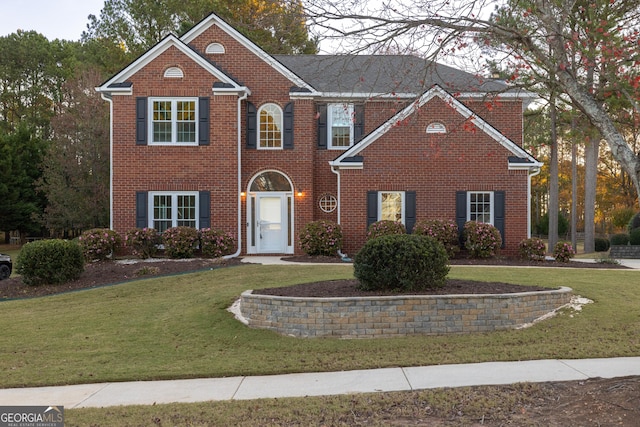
[
  {"left": 163, "top": 226, "right": 199, "bottom": 258},
  {"left": 553, "top": 241, "right": 575, "bottom": 263},
  {"left": 299, "top": 220, "right": 343, "bottom": 256},
  {"left": 594, "top": 237, "right": 610, "bottom": 252},
  {"left": 200, "top": 228, "right": 236, "bottom": 258},
  {"left": 366, "top": 220, "right": 406, "bottom": 240},
  {"left": 610, "top": 233, "right": 630, "bottom": 246},
  {"left": 17, "top": 239, "right": 84, "bottom": 286},
  {"left": 124, "top": 228, "right": 160, "bottom": 259},
  {"left": 518, "top": 237, "right": 546, "bottom": 260},
  {"left": 413, "top": 219, "right": 460, "bottom": 258},
  {"left": 463, "top": 221, "right": 502, "bottom": 258},
  {"left": 78, "top": 228, "right": 122, "bottom": 261},
  {"left": 630, "top": 228, "right": 640, "bottom": 245},
  {"left": 354, "top": 234, "right": 449, "bottom": 292}
]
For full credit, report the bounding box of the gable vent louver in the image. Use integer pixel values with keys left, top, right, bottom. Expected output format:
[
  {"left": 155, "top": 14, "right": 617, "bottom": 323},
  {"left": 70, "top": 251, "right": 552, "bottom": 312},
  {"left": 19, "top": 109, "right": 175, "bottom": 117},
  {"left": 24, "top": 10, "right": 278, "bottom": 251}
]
[
  {"left": 206, "top": 43, "right": 225, "bottom": 54},
  {"left": 426, "top": 122, "right": 447, "bottom": 134},
  {"left": 164, "top": 67, "right": 184, "bottom": 78}
]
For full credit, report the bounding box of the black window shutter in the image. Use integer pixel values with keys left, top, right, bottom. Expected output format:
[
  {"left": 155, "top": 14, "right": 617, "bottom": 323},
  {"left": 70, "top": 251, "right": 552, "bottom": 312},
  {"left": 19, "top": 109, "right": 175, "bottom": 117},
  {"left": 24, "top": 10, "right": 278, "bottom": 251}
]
[
  {"left": 198, "top": 97, "right": 210, "bottom": 146},
  {"left": 367, "top": 191, "right": 378, "bottom": 230},
  {"left": 455, "top": 191, "right": 467, "bottom": 244},
  {"left": 354, "top": 104, "right": 365, "bottom": 142},
  {"left": 136, "top": 97, "right": 147, "bottom": 145},
  {"left": 494, "top": 191, "right": 505, "bottom": 248},
  {"left": 199, "top": 191, "right": 211, "bottom": 229},
  {"left": 283, "top": 102, "right": 294, "bottom": 149},
  {"left": 405, "top": 191, "right": 416, "bottom": 233},
  {"left": 317, "top": 104, "right": 327, "bottom": 149},
  {"left": 136, "top": 191, "right": 148, "bottom": 228},
  {"left": 247, "top": 102, "right": 257, "bottom": 149}
]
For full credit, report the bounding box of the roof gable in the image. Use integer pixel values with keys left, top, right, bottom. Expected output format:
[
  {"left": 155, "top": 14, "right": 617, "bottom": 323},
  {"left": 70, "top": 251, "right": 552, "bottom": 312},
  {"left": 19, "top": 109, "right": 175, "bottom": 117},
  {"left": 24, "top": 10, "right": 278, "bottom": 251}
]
[
  {"left": 96, "top": 34, "right": 245, "bottom": 93},
  {"left": 331, "top": 85, "right": 541, "bottom": 169},
  {"left": 181, "top": 14, "right": 315, "bottom": 93}
]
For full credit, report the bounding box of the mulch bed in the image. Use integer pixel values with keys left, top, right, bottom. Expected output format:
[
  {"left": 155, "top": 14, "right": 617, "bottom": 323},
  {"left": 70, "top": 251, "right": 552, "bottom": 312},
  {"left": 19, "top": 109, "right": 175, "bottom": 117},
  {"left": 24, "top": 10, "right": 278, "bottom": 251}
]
[{"left": 0, "top": 254, "right": 624, "bottom": 300}]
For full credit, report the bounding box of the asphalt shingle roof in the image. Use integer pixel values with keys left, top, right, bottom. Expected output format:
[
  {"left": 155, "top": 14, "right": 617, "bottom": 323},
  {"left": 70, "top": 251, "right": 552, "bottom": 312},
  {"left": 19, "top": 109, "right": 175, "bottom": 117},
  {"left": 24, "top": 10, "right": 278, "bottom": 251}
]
[{"left": 273, "top": 55, "right": 507, "bottom": 95}]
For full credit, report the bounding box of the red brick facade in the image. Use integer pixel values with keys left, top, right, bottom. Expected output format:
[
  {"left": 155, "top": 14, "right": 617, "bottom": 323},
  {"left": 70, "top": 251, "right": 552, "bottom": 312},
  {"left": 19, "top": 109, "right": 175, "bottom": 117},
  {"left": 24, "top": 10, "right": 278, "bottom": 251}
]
[{"left": 97, "top": 14, "right": 541, "bottom": 257}]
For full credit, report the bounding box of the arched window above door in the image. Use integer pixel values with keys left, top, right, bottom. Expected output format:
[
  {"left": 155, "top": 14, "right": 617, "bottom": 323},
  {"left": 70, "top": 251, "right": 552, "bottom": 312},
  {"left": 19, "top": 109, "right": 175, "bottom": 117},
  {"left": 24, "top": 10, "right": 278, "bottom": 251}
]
[{"left": 249, "top": 171, "right": 292, "bottom": 192}]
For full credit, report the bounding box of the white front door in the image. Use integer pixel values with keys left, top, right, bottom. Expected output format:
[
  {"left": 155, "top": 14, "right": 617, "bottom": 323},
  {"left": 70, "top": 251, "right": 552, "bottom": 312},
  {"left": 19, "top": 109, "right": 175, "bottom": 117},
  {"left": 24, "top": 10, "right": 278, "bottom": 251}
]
[{"left": 257, "top": 195, "right": 286, "bottom": 253}]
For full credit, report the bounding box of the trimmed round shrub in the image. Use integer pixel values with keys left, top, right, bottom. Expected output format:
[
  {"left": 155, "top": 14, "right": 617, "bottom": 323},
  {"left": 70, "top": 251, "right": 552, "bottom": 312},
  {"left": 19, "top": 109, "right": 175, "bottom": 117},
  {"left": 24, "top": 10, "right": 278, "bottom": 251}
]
[
  {"left": 354, "top": 234, "right": 449, "bottom": 292},
  {"left": 594, "top": 237, "right": 610, "bottom": 252},
  {"left": 610, "top": 233, "right": 630, "bottom": 246},
  {"left": 553, "top": 241, "right": 575, "bottom": 263},
  {"left": 162, "top": 226, "right": 199, "bottom": 258},
  {"left": 463, "top": 221, "right": 502, "bottom": 258},
  {"left": 628, "top": 212, "right": 640, "bottom": 232},
  {"left": 200, "top": 228, "right": 236, "bottom": 258},
  {"left": 366, "top": 220, "right": 406, "bottom": 240},
  {"left": 413, "top": 219, "right": 460, "bottom": 258},
  {"left": 78, "top": 228, "right": 122, "bottom": 261},
  {"left": 518, "top": 237, "right": 546, "bottom": 260},
  {"left": 16, "top": 239, "right": 84, "bottom": 286},
  {"left": 124, "top": 228, "right": 160, "bottom": 259},
  {"left": 630, "top": 228, "right": 640, "bottom": 245},
  {"left": 299, "top": 220, "right": 343, "bottom": 256}
]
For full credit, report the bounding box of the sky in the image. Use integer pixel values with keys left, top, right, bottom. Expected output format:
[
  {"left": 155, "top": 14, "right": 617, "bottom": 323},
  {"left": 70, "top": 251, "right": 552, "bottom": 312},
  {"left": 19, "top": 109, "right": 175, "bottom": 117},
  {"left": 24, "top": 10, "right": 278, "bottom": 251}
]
[{"left": 0, "top": 0, "right": 106, "bottom": 40}]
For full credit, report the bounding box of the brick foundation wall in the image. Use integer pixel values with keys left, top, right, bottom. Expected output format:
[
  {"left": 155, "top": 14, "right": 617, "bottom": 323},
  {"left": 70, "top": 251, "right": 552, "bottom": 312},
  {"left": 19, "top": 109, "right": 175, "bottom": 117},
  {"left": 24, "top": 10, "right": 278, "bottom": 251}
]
[{"left": 239, "top": 287, "right": 573, "bottom": 338}]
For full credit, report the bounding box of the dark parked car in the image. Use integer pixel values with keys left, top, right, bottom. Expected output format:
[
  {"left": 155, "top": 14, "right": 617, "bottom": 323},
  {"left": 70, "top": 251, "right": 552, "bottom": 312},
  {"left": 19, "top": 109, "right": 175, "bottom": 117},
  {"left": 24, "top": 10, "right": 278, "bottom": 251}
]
[{"left": 0, "top": 253, "right": 12, "bottom": 280}]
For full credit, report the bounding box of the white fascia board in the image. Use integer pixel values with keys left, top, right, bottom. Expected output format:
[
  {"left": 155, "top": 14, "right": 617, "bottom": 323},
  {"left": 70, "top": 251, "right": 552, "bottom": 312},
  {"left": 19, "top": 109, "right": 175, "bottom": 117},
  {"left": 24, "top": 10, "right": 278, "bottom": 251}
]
[
  {"left": 95, "top": 85, "right": 132, "bottom": 95},
  {"left": 328, "top": 160, "right": 363, "bottom": 169},
  {"left": 181, "top": 13, "right": 315, "bottom": 93},
  {"left": 213, "top": 86, "right": 252, "bottom": 96},
  {"left": 332, "top": 84, "right": 539, "bottom": 166},
  {"left": 508, "top": 160, "right": 544, "bottom": 171},
  {"left": 317, "top": 92, "right": 418, "bottom": 100},
  {"left": 96, "top": 35, "right": 241, "bottom": 93}
]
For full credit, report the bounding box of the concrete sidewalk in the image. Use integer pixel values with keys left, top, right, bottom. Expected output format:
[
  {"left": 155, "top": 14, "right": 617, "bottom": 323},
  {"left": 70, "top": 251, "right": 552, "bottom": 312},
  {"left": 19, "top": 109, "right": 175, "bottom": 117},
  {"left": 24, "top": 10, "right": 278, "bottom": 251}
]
[{"left": 0, "top": 357, "right": 638, "bottom": 408}]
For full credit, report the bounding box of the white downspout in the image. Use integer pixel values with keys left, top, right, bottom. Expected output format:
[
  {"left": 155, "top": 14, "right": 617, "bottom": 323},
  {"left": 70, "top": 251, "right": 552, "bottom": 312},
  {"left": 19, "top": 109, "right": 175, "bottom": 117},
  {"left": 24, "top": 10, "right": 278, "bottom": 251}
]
[
  {"left": 330, "top": 164, "right": 350, "bottom": 260},
  {"left": 225, "top": 90, "right": 249, "bottom": 259},
  {"left": 528, "top": 166, "right": 542, "bottom": 238},
  {"left": 100, "top": 93, "right": 114, "bottom": 230}
]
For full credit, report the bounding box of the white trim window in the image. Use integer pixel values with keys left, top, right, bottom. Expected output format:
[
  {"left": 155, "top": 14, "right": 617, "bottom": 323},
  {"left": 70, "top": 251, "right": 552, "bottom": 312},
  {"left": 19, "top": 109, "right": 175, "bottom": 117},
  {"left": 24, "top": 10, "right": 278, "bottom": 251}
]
[
  {"left": 150, "top": 192, "right": 198, "bottom": 232},
  {"left": 328, "top": 103, "right": 354, "bottom": 149},
  {"left": 379, "top": 191, "right": 405, "bottom": 223},
  {"left": 149, "top": 98, "right": 198, "bottom": 145},
  {"left": 468, "top": 191, "right": 493, "bottom": 224},
  {"left": 258, "top": 103, "right": 283, "bottom": 149}
]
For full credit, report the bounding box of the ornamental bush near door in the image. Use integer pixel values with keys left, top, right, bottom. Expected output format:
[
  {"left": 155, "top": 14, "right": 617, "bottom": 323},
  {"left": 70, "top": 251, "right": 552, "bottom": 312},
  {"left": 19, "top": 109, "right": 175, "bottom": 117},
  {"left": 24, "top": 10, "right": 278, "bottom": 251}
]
[
  {"left": 124, "top": 228, "right": 160, "bottom": 259},
  {"left": 200, "top": 228, "right": 236, "bottom": 257},
  {"left": 518, "top": 237, "right": 546, "bottom": 261},
  {"left": 163, "top": 226, "right": 199, "bottom": 258},
  {"left": 354, "top": 234, "right": 449, "bottom": 292},
  {"left": 463, "top": 221, "right": 502, "bottom": 258},
  {"left": 299, "top": 220, "right": 343, "bottom": 256},
  {"left": 366, "top": 220, "right": 406, "bottom": 240},
  {"left": 413, "top": 219, "right": 460, "bottom": 258}
]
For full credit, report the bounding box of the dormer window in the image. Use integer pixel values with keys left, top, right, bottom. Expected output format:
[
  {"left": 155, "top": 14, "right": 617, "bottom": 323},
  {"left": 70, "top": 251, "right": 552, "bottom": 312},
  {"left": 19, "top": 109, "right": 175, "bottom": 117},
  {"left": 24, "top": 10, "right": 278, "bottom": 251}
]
[{"left": 206, "top": 43, "right": 225, "bottom": 54}]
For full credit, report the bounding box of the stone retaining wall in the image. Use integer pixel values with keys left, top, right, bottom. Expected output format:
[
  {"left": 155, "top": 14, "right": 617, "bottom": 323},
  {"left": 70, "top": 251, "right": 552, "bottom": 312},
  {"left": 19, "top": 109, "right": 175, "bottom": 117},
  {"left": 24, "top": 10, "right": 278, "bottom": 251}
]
[
  {"left": 609, "top": 245, "right": 640, "bottom": 259},
  {"left": 239, "top": 287, "right": 573, "bottom": 338}
]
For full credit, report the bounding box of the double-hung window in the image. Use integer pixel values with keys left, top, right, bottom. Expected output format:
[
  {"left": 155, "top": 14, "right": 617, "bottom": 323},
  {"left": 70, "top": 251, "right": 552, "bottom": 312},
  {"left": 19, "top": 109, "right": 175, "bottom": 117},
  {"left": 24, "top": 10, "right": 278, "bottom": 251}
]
[
  {"left": 379, "top": 191, "right": 405, "bottom": 223},
  {"left": 258, "top": 103, "right": 283, "bottom": 149},
  {"left": 328, "top": 103, "right": 354, "bottom": 149},
  {"left": 150, "top": 98, "right": 198, "bottom": 145},
  {"left": 150, "top": 192, "right": 198, "bottom": 232},
  {"left": 468, "top": 192, "right": 493, "bottom": 224}
]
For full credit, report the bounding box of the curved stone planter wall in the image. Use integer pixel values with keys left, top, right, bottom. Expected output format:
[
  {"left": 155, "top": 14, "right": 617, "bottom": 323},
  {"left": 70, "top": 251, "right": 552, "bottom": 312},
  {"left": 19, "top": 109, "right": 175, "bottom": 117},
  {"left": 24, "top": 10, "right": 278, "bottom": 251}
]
[{"left": 239, "top": 287, "right": 573, "bottom": 338}]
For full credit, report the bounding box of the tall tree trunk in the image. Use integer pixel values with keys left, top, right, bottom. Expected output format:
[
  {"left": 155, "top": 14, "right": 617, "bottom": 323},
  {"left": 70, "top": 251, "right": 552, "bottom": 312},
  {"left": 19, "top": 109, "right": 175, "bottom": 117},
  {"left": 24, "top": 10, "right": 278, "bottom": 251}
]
[
  {"left": 548, "top": 94, "right": 559, "bottom": 252},
  {"left": 583, "top": 135, "right": 599, "bottom": 253},
  {"left": 571, "top": 116, "right": 577, "bottom": 250}
]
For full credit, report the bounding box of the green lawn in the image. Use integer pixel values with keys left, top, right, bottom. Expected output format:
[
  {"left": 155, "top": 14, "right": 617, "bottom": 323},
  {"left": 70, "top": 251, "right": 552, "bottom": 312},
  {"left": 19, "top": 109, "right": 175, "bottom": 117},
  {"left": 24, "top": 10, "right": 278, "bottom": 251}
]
[{"left": 1, "top": 263, "right": 639, "bottom": 389}]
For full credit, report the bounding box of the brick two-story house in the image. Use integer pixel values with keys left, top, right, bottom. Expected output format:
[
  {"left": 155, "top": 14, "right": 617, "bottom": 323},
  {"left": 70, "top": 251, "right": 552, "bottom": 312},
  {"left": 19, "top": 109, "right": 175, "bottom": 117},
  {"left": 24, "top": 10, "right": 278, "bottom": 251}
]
[{"left": 96, "top": 13, "right": 542, "bottom": 257}]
